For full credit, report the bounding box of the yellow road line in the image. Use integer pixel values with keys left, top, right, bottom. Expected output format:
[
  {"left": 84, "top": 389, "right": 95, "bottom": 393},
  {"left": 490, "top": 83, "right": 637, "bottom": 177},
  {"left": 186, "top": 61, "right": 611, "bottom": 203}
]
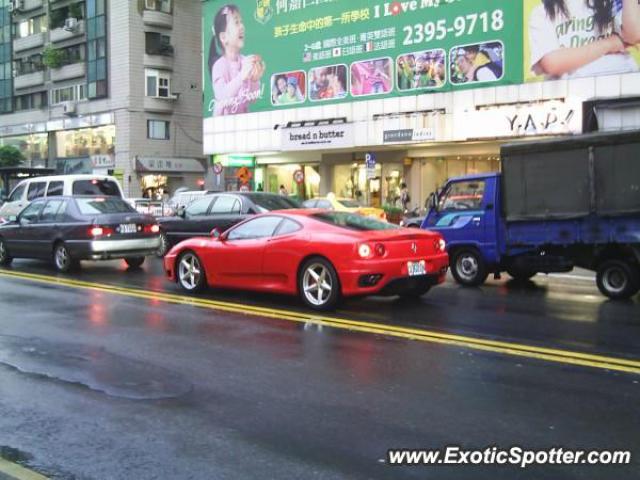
[
  {"left": 0, "top": 458, "right": 48, "bottom": 480},
  {"left": 1, "top": 269, "right": 639, "bottom": 375}
]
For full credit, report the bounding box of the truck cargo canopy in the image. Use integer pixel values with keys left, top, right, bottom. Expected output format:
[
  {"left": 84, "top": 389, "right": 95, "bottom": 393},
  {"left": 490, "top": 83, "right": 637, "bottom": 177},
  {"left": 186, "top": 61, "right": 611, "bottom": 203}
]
[{"left": 501, "top": 131, "right": 640, "bottom": 221}]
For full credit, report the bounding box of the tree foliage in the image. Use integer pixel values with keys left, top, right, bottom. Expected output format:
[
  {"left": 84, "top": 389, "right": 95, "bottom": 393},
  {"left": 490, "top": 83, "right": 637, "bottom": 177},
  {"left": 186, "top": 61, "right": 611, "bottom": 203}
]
[{"left": 0, "top": 146, "right": 25, "bottom": 167}]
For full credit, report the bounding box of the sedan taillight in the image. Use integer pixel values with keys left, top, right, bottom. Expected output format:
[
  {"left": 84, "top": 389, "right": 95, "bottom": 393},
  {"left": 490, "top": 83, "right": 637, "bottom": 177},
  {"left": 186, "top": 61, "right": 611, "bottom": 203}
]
[
  {"left": 89, "top": 226, "right": 114, "bottom": 237},
  {"left": 144, "top": 224, "right": 160, "bottom": 234}
]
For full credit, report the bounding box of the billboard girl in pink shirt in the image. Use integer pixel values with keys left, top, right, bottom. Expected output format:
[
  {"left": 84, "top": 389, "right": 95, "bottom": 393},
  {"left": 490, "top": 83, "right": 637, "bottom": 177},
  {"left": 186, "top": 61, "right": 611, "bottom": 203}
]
[{"left": 208, "top": 4, "right": 265, "bottom": 115}]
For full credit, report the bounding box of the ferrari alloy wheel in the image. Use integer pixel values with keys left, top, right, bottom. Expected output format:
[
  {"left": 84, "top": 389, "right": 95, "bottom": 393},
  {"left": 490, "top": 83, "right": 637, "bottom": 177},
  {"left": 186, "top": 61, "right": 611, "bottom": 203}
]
[
  {"left": 299, "top": 257, "right": 340, "bottom": 311},
  {"left": 177, "top": 252, "right": 206, "bottom": 292},
  {"left": 0, "top": 238, "right": 12, "bottom": 266}
]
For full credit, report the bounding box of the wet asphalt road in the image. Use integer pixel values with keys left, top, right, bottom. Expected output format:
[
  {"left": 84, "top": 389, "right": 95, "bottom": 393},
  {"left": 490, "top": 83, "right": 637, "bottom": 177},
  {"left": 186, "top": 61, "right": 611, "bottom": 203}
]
[{"left": 0, "top": 257, "right": 638, "bottom": 479}]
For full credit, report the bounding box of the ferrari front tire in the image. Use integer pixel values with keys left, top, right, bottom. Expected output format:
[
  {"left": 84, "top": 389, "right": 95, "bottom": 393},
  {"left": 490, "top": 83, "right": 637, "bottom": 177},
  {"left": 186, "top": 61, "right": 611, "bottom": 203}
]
[
  {"left": 177, "top": 251, "right": 207, "bottom": 293},
  {"left": 299, "top": 257, "right": 340, "bottom": 311}
]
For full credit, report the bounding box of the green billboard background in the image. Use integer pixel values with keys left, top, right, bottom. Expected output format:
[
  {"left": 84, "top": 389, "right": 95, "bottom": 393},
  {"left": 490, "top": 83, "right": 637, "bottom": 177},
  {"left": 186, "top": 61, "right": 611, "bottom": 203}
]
[
  {"left": 203, "top": 0, "right": 524, "bottom": 117},
  {"left": 202, "top": 0, "right": 640, "bottom": 119}
]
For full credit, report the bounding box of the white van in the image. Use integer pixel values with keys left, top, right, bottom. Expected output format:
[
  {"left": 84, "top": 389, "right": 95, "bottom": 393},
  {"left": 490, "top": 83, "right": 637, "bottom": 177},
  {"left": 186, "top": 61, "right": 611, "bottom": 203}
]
[{"left": 0, "top": 174, "right": 125, "bottom": 220}]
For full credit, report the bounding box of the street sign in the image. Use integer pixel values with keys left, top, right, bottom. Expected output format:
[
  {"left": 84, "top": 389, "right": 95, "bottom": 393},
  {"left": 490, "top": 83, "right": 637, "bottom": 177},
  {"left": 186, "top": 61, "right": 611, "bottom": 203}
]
[
  {"left": 365, "top": 153, "right": 377, "bottom": 179},
  {"left": 293, "top": 169, "right": 305, "bottom": 185}
]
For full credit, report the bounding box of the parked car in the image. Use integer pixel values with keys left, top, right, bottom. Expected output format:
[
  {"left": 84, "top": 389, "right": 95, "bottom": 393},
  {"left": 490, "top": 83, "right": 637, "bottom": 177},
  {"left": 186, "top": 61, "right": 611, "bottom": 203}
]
[
  {"left": 168, "top": 189, "right": 215, "bottom": 213},
  {"left": 0, "top": 196, "right": 160, "bottom": 272},
  {"left": 302, "top": 193, "right": 387, "bottom": 220},
  {"left": 156, "top": 192, "right": 300, "bottom": 256},
  {"left": 0, "top": 174, "right": 125, "bottom": 222},
  {"left": 164, "top": 210, "right": 449, "bottom": 311},
  {"left": 400, "top": 207, "right": 425, "bottom": 228}
]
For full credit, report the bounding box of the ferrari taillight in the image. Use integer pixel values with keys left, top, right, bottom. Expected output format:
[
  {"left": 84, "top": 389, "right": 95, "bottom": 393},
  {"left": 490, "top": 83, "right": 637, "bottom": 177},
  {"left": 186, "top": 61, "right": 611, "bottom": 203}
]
[
  {"left": 434, "top": 238, "right": 446, "bottom": 252},
  {"left": 358, "top": 244, "right": 372, "bottom": 258},
  {"left": 374, "top": 243, "right": 386, "bottom": 257}
]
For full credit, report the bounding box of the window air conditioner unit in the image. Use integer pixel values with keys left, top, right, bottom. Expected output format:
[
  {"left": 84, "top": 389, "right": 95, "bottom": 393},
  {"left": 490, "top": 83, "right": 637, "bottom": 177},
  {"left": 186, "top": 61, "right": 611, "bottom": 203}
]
[
  {"left": 63, "top": 101, "right": 77, "bottom": 116},
  {"left": 63, "top": 17, "right": 79, "bottom": 32},
  {"left": 10, "top": 0, "right": 24, "bottom": 12}
]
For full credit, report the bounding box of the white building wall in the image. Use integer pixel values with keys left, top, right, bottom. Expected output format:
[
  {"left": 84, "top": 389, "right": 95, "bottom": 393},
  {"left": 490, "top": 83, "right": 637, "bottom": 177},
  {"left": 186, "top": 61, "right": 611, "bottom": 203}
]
[{"left": 204, "top": 72, "right": 640, "bottom": 155}]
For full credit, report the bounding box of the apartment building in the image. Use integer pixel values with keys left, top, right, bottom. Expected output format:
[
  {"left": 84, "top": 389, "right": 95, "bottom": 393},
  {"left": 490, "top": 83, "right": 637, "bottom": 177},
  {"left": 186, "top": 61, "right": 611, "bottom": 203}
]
[{"left": 0, "top": 0, "right": 204, "bottom": 198}]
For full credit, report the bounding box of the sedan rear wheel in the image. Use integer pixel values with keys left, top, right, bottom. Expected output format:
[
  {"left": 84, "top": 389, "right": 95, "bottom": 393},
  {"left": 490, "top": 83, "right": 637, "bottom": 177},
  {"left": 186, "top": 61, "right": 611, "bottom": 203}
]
[
  {"left": 299, "top": 257, "right": 340, "bottom": 311},
  {"left": 125, "top": 257, "right": 145, "bottom": 269},
  {"left": 53, "top": 243, "right": 78, "bottom": 273},
  {"left": 0, "top": 238, "right": 12, "bottom": 266},
  {"left": 177, "top": 252, "right": 206, "bottom": 292}
]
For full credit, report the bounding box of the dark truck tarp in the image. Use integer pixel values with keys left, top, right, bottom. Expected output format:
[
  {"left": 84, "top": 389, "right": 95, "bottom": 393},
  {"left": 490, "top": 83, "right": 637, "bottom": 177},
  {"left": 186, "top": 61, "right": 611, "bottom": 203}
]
[{"left": 501, "top": 130, "right": 640, "bottom": 221}]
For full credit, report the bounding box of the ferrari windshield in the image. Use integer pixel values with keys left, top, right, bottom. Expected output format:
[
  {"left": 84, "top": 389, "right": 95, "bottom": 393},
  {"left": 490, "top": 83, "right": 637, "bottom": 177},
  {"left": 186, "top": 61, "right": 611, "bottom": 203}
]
[
  {"left": 337, "top": 199, "right": 361, "bottom": 208},
  {"left": 312, "top": 212, "right": 398, "bottom": 231}
]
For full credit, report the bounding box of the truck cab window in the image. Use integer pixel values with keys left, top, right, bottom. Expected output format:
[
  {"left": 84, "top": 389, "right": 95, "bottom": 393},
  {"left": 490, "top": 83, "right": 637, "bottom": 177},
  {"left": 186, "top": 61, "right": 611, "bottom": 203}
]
[{"left": 439, "top": 181, "right": 485, "bottom": 211}]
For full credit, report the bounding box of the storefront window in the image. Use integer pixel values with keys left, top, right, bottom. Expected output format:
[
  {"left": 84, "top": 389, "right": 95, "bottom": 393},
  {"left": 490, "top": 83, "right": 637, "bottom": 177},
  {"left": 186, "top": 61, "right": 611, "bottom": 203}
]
[
  {"left": 264, "top": 163, "right": 319, "bottom": 200},
  {"left": 0, "top": 133, "right": 48, "bottom": 167},
  {"left": 55, "top": 125, "right": 115, "bottom": 158},
  {"left": 333, "top": 162, "right": 395, "bottom": 208}
]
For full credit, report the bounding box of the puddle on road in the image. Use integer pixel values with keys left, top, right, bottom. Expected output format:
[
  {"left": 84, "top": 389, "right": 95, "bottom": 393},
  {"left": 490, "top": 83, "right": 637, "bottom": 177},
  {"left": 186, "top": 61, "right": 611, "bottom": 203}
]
[{"left": 0, "top": 336, "right": 192, "bottom": 400}]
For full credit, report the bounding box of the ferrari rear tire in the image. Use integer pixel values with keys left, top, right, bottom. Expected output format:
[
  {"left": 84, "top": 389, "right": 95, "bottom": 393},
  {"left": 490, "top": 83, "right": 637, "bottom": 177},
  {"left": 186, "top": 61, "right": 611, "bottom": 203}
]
[
  {"left": 125, "top": 256, "right": 146, "bottom": 269},
  {"left": 0, "top": 238, "right": 12, "bottom": 266},
  {"left": 177, "top": 251, "right": 207, "bottom": 293},
  {"left": 299, "top": 257, "right": 340, "bottom": 311}
]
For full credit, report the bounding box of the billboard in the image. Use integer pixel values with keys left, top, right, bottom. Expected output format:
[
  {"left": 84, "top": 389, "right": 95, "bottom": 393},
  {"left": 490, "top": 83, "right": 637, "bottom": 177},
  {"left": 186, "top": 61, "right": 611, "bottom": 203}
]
[{"left": 202, "top": 0, "right": 640, "bottom": 117}]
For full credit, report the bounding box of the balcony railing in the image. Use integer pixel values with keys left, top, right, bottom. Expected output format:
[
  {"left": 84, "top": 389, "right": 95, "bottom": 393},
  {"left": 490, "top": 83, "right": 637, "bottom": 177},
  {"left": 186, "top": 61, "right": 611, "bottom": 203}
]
[
  {"left": 50, "top": 20, "right": 86, "bottom": 43},
  {"left": 18, "top": 0, "right": 44, "bottom": 12},
  {"left": 13, "top": 33, "right": 45, "bottom": 53},
  {"left": 144, "top": 96, "right": 177, "bottom": 113},
  {"left": 50, "top": 62, "right": 86, "bottom": 82},
  {"left": 142, "top": 9, "right": 173, "bottom": 29},
  {"left": 14, "top": 70, "right": 46, "bottom": 89}
]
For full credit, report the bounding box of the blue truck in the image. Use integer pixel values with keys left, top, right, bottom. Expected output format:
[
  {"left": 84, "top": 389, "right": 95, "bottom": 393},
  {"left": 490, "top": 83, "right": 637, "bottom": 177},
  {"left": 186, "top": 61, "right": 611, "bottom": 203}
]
[{"left": 421, "top": 130, "right": 640, "bottom": 299}]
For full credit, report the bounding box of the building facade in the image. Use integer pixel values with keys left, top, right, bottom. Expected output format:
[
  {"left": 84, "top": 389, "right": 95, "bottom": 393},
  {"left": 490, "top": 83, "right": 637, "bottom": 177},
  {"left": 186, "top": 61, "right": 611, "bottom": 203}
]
[
  {"left": 0, "top": 0, "right": 204, "bottom": 198},
  {"left": 202, "top": 0, "right": 640, "bottom": 209}
]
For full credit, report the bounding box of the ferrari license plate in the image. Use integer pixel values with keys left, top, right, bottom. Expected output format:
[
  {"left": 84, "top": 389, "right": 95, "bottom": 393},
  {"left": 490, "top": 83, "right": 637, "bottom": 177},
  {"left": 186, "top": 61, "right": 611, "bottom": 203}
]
[
  {"left": 407, "top": 260, "right": 427, "bottom": 277},
  {"left": 119, "top": 224, "right": 137, "bottom": 234}
]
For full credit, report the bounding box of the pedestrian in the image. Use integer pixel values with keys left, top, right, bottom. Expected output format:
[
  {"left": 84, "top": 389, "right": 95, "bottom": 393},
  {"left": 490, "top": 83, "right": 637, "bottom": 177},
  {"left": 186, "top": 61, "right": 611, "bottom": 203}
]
[
  {"left": 400, "top": 182, "right": 411, "bottom": 212},
  {"left": 279, "top": 184, "right": 288, "bottom": 196}
]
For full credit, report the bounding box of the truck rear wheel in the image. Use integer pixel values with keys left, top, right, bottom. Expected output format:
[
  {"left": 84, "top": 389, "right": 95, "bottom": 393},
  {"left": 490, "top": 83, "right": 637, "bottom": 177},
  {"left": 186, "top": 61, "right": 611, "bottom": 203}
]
[
  {"left": 506, "top": 267, "right": 537, "bottom": 282},
  {"left": 596, "top": 260, "right": 640, "bottom": 300},
  {"left": 451, "top": 249, "right": 488, "bottom": 287}
]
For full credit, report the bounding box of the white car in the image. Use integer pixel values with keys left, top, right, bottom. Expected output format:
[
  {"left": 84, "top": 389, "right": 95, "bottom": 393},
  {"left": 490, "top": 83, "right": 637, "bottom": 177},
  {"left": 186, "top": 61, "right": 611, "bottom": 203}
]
[{"left": 0, "top": 174, "right": 125, "bottom": 220}]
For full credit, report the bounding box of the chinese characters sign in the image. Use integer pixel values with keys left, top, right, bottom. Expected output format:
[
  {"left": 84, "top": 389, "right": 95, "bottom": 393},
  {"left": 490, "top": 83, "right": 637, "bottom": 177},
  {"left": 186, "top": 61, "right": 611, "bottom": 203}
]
[{"left": 203, "top": 0, "right": 640, "bottom": 117}]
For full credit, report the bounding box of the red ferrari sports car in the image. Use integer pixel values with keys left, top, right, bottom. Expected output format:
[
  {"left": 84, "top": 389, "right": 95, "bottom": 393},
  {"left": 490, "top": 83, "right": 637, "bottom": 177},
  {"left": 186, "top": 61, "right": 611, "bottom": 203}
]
[{"left": 164, "top": 210, "right": 449, "bottom": 310}]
